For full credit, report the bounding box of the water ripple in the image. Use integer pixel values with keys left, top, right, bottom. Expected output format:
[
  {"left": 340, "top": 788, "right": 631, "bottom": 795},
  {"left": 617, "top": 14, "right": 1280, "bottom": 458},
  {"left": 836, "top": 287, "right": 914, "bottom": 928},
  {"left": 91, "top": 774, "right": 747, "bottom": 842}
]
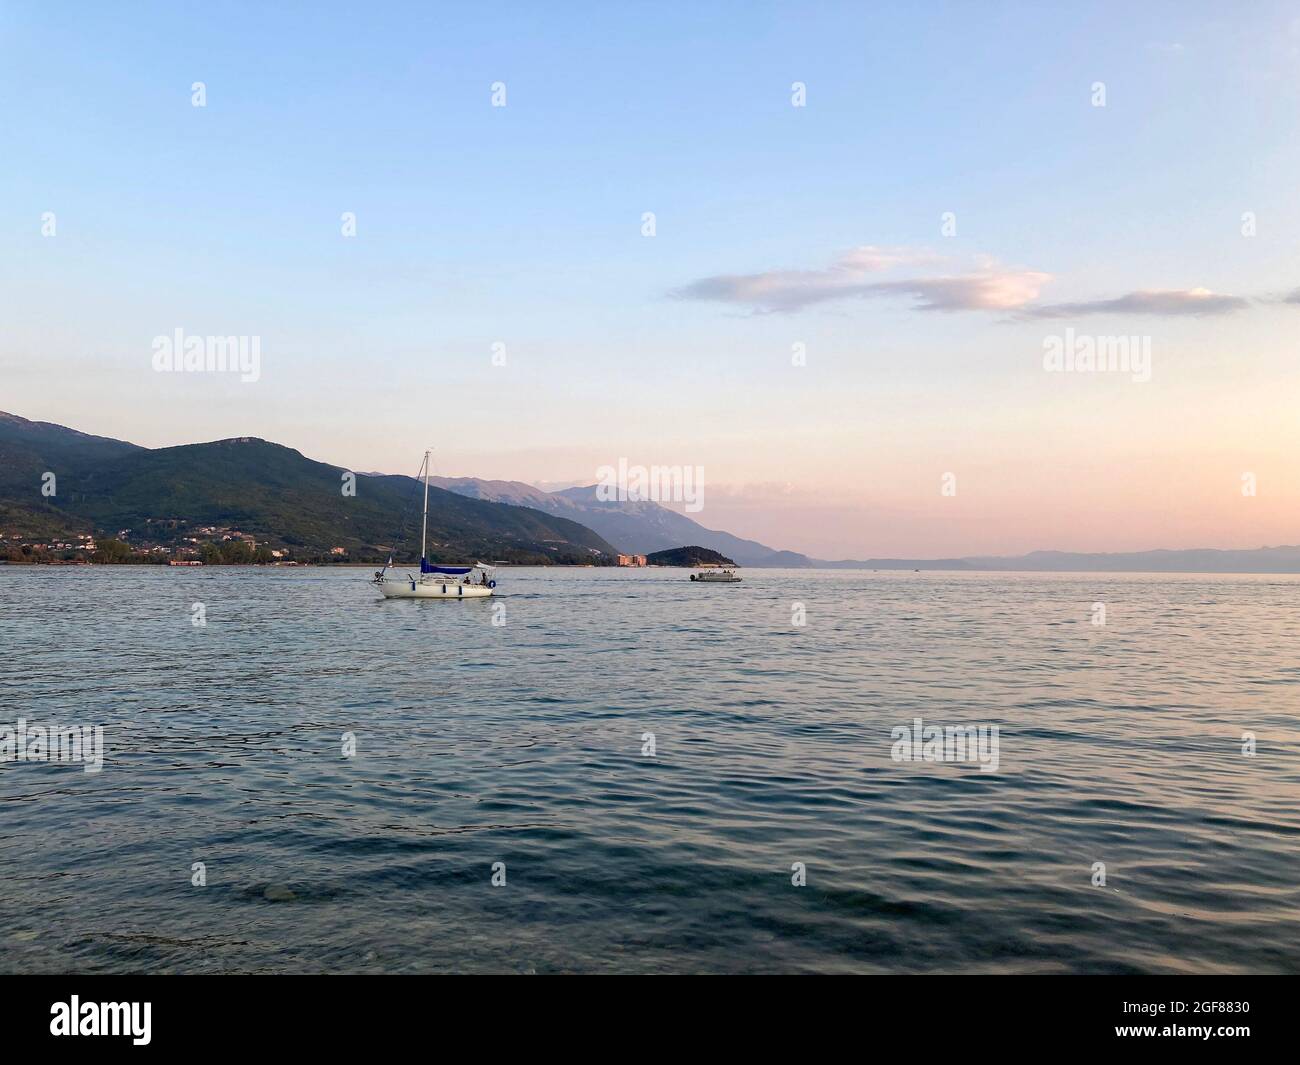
[{"left": 2, "top": 566, "right": 1299, "bottom": 973}]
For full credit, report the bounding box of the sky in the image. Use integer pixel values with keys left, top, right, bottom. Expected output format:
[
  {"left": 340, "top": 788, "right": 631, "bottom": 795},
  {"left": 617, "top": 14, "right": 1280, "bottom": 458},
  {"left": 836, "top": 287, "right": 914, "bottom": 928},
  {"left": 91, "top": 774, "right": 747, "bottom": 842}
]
[{"left": 3, "top": 1, "right": 1299, "bottom": 558}]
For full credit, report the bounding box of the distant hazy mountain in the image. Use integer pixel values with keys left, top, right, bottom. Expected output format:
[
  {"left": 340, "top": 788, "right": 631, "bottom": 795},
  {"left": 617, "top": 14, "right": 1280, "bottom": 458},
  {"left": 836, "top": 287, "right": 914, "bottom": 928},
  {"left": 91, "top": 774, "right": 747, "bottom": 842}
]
[
  {"left": 962, "top": 547, "right": 1300, "bottom": 573},
  {"left": 430, "top": 477, "right": 812, "bottom": 566},
  {"left": 817, "top": 547, "right": 1300, "bottom": 573},
  {"left": 0, "top": 411, "right": 616, "bottom": 563},
  {"left": 814, "top": 557, "right": 979, "bottom": 570},
  {"left": 430, "top": 476, "right": 556, "bottom": 509}
]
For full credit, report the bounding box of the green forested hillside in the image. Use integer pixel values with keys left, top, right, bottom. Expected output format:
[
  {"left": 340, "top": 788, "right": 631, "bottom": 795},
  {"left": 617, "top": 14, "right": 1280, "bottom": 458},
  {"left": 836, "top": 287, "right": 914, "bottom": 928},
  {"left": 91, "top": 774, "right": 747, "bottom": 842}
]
[
  {"left": 645, "top": 545, "right": 737, "bottom": 566},
  {"left": 0, "top": 412, "right": 615, "bottom": 563}
]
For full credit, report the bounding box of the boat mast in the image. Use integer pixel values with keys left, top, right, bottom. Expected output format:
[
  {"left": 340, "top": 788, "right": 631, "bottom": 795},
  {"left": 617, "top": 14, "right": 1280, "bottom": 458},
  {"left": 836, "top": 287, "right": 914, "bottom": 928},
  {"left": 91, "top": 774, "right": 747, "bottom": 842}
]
[{"left": 421, "top": 449, "right": 431, "bottom": 561}]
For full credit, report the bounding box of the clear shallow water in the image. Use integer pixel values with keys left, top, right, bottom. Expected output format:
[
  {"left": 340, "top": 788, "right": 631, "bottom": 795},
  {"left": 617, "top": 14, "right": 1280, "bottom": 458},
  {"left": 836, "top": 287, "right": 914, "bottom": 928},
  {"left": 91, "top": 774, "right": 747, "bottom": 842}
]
[{"left": 2, "top": 565, "right": 1298, "bottom": 974}]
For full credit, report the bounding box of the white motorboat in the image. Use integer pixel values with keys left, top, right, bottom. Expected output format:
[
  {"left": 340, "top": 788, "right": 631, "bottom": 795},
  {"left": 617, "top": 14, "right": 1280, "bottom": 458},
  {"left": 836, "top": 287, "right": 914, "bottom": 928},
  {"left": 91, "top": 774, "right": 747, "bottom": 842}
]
[
  {"left": 689, "top": 567, "right": 741, "bottom": 583},
  {"left": 371, "top": 450, "right": 497, "bottom": 599}
]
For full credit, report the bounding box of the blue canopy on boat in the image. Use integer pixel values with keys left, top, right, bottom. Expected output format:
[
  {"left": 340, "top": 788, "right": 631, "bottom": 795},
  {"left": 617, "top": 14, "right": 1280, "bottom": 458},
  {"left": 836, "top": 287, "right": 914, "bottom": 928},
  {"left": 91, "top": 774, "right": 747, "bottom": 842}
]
[{"left": 420, "top": 558, "right": 471, "bottom": 575}]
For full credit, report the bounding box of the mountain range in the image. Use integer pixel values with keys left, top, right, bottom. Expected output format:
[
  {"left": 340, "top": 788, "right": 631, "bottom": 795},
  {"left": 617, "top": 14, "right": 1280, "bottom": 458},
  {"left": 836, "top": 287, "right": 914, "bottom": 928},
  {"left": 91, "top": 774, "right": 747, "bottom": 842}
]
[
  {"left": 430, "top": 476, "right": 811, "bottom": 566},
  {"left": 4, "top": 410, "right": 1300, "bottom": 572},
  {"left": 0, "top": 412, "right": 614, "bottom": 564}
]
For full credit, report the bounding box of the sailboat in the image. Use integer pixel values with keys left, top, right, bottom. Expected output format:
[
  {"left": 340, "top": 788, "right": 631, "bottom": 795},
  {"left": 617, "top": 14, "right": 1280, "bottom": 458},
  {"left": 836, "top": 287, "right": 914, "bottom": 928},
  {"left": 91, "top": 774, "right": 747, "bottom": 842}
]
[{"left": 371, "top": 450, "right": 497, "bottom": 599}]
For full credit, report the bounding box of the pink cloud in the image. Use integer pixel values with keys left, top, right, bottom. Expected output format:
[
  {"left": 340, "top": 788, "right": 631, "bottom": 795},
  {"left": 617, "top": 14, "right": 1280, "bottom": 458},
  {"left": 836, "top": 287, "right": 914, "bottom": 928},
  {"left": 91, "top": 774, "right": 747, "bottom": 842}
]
[{"left": 672, "top": 246, "right": 1051, "bottom": 314}]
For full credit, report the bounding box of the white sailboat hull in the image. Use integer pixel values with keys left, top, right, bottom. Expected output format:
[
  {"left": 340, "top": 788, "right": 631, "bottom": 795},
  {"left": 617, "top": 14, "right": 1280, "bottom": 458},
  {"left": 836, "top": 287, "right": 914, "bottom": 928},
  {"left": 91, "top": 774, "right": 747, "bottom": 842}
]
[{"left": 378, "top": 578, "right": 493, "bottom": 599}]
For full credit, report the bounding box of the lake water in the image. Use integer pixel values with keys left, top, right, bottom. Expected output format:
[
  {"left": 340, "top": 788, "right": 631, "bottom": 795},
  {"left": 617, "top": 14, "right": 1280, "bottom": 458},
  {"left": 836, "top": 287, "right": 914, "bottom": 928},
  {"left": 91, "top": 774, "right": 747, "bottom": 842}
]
[{"left": 2, "top": 566, "right": 1298, "bottom": 974}]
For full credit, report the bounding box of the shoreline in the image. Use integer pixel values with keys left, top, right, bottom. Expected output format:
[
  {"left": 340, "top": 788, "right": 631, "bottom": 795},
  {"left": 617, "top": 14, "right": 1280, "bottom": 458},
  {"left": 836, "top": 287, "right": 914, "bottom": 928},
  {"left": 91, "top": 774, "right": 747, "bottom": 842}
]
[{"left": 5, "top": 560, "right": 1300, "bottom": 576}]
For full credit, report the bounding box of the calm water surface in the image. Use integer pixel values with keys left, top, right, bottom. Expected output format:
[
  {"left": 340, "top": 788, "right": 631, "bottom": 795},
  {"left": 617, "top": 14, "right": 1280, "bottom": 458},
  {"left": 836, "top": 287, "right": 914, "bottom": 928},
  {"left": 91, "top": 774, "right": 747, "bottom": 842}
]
[{"left": 2, "top": 566, "right": 1298, "bottom": 973}]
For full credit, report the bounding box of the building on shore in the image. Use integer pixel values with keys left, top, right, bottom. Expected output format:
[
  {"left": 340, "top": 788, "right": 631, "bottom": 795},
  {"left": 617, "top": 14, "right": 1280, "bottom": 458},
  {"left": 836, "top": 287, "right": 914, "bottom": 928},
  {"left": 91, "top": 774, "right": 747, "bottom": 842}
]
[{"left": 616, "top": 554, "right": 647, "bottom": 567}]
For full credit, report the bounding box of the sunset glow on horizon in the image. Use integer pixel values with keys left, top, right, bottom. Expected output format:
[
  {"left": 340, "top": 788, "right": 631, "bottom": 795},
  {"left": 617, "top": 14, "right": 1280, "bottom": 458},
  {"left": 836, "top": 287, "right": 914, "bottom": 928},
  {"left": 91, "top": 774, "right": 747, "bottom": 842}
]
[{"left": 4, "top": 2, "right": 1299, "bottom": 558}]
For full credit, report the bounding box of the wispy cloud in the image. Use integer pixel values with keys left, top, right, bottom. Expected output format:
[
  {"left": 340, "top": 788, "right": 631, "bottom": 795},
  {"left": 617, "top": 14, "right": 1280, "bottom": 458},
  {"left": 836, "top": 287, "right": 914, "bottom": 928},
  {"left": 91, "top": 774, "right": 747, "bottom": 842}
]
[
  {"left": 671, "top": 246, "right": 1049, "bottom": 314},
  {"left": 1021, "top": 288, "right": 1249, "bottom": 319},
  {"left": 861, "top": 271, "right": 1053, "bottom": 312},
  {"left": 674, "top": 248, "right": 1271, "bottom": 320}
]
